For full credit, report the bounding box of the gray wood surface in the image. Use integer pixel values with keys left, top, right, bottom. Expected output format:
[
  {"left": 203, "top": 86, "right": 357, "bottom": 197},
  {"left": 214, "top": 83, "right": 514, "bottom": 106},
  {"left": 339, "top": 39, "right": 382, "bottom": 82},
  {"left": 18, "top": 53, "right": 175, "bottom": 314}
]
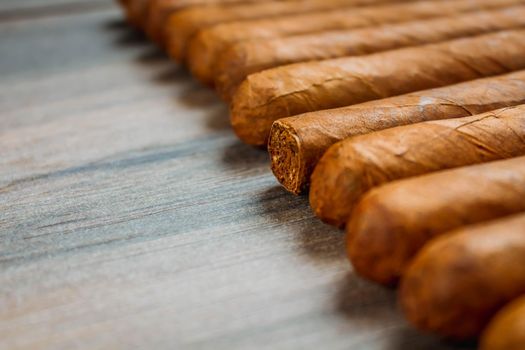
[
  {"left": 0, "top": 0, "right": 110, "bottom": 12},
  {"left": 0, "top": 2, "right": 473, "bottom": 349}
]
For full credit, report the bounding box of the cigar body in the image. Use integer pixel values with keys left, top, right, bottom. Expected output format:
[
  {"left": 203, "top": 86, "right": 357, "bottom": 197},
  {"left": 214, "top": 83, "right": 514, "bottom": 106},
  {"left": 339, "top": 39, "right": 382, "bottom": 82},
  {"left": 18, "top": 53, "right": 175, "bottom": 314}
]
[
  {"left": 129, "top": 0, "right": 258, "bottom": 30},
  {"left": 481, "top": 296, "right": 525, "bottom": 350},
  {"left": 346, "top": 157, "right": 525, "bottom": 286},
  {"left": 309, "top": 105, "right": 525, "bottom": 227},
  {"left": 216, "top": 5, "right": 525, "bottom": 100},
  {"left": 400, "top": 213, "right": 525, "bottom": 339},
  {"left": 269, "top": 71, "right": 525, "bottom": 195},
  {"left": 231, "top": 29, "right": 525, "bottom": 146},
  {"left": 190, "top": 0, "right": 449, "bottom": 86},
  {"left": 165, "top": 0, "right": 391, "bottom": 62},
  {"left": 144, "top": 0, "right": 265, "bottom": 43},
  {"left": 125, "top": 0, "right": 150, "bottom": 28}
]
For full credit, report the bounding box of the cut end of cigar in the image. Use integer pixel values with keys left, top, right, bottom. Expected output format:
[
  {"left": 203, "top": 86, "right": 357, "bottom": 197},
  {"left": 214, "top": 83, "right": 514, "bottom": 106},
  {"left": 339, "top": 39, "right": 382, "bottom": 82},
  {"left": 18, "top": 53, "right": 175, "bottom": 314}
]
[{"left": 268, "top": 121, "right": 306, "bottom": 195}]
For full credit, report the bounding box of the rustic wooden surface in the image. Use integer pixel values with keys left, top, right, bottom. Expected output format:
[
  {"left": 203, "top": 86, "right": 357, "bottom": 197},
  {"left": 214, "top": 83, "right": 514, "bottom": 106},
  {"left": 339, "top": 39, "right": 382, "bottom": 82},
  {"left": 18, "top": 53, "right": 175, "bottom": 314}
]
[{"left": 0, "top": 2, "right": 474, "bottom": 349}]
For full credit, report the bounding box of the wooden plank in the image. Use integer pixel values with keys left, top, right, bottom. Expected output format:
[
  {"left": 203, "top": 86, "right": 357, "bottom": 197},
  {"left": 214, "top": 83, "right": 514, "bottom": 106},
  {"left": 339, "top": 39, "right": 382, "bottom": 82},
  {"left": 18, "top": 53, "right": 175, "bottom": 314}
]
[{"left": 0, "top": 5, "right": 473, "bottom": 350}]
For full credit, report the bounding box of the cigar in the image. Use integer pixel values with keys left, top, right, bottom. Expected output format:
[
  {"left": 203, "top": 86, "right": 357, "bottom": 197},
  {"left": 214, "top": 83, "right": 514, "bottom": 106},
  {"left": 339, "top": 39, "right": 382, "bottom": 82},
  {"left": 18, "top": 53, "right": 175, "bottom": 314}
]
[
  {"left": 268, "top": 70, "right": 525, "bottom": 195},
  {"left": 309, "top": 104, "right": 525, "bottom": 227},
  {"left": 346, "top": 156, "right": 525, "bottom": 286},
  {"left": 399, "top": 213, "right": 525, "bottom": 340},
  {"left": 144, "top": 0, "right": 265, "bottom": 44},
  {"left": 216, "top": 5, "right": 525, "bottom": 100},
  {"left": 165, "top": 0, "right": 393, "bottom": 62},
  {"left": 481, "top": 296, "right": 525, "bottom": 350},
  {"left": 231, "top": 29, "right": 525, "bottom": 146},
  {"left": 189, "top": 0, "right": 450, "bottom": 86},
  {"left": 125, "top": 0, "right": 150, "bottom": 28}
]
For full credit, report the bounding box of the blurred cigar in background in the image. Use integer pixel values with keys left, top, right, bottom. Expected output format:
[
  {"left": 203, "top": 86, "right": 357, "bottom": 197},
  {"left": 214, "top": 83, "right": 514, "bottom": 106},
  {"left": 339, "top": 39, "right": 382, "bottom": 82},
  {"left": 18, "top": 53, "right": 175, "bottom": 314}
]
[
  {"left": 216, "top": 6, "right": 525, "bottom": 101},
  {"left": 231, "top": 29, "right": 525, "bottom": 146},
  {"left": 164, "top": 0, "right": 403, "bottom": 62}
]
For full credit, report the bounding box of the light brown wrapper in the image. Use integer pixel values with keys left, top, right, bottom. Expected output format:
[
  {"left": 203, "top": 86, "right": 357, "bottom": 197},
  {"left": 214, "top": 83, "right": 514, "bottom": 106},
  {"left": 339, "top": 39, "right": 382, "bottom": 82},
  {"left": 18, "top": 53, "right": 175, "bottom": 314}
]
[
  {"left": 216, "top": 5, "right": 525, "bottom": 100},
  {"left": 164, "top": 0, "right": 393, "bottom": 62},
  {"left": 144, "top": 0, "right": 265, "bottom": 44},
  {"left": 190, "top": 0, "right": 436, "bottom": 85},
  {"left": 231, "top": 29, "right": 525, "bottom": 146},
  {"left": 399, "top": 213, "right": 525, "bottom": 340},
  {"left": 269, "top": 70, "right": 525, "bottom": 195},
  {"left": 346, "top": 156, "right": 525, "bottom": 286},
  {"left": 309, "top": 105, "right": 525, "bottom": 228},
  {"left": 480, "top": 296, "right": 525, "bottom": 350}
]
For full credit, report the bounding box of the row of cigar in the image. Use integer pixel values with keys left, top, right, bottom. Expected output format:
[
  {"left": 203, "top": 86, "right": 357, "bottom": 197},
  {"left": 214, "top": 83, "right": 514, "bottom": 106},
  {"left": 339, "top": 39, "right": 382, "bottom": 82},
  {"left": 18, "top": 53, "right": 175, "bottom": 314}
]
[{"left": 116, "top": 0, "right": 525, "bottom": 347}]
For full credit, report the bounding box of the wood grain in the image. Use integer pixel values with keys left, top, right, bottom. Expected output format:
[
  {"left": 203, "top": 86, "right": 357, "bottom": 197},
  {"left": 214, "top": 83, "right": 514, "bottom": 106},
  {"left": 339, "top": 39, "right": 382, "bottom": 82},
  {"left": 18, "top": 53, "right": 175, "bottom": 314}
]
[{"left": 0, "top": 2, "right": 473, "bottom": 349}]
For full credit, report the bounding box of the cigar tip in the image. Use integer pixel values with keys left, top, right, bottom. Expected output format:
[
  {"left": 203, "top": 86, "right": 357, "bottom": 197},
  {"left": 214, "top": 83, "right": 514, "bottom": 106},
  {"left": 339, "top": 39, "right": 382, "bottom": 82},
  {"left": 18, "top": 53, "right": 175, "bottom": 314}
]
[
  {"left": 345, "top": 192, "right": 402, "bottom": 286},
  {"left": 230, "top": 79, "right": 270, "bottom": 146},
  {"left": 146, "top": 1, "right": 177, "bottom": 46},
  {"left": 215, "top": 45, "right": 248, "bottom": 102},
  {"left": 164, "top": 11, "right": 192, "bottom": 62},
  {"left": 187, "top": 31, "right": 216, "bottom": 86},
  {"left": 230, "top": 82, "right": 252, "bottom": 145},
  {"left": 398, "top": 245, "right": 456, "bottom": 340},
  {"left": 480, "top": 297, "right": 525, "bottom": 350},
  {"left": 268, "top": 121, "right": 305, "bottom": 195},
  {"left": 142, "top": 7, "right": 157, "bottom": 41},
  {"left": 309, "top": 142, "right": 364, "bottom": 228},
  {"left": 398, "top": 234, "right": 479, "bottom": 340}
]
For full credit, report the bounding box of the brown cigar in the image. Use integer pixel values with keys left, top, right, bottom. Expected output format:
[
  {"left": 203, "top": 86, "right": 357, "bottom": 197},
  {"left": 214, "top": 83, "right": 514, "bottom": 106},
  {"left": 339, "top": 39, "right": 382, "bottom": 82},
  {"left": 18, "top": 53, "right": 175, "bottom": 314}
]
[
  {"left": 144, "top": 0, "right": 265, "bottom": 44},
  {"left": 269, "top": 70, "right": 525, "bottom": 195},
  {"left": 190, "top": 0, "right": 453, "bottom": 86},
  {"left": 119, "top": 0, "right": 141, "bottom": 27},
  {"left": 125, "top": 0, "right": 150, "bottom": 28},
  {"left": 216, "top": 5, "right": 525, "bottom": 100},
  {"left": 309, "top": 105, "right": 525, "bottom": 228},
  {"left": 480, "top": 296, "right": 525, "bottom": 350},
  {"left": 165, "top": 0, "right": 392, "bottom": 62},
  {"left": 346, "top": 157, "right": 525, "bottom": 286},
  {"left": 400, "top": 213, "right": 525, "bottom": 340},
  {"left": 231, "top": 29, "right": 525, "bottom": 146}
]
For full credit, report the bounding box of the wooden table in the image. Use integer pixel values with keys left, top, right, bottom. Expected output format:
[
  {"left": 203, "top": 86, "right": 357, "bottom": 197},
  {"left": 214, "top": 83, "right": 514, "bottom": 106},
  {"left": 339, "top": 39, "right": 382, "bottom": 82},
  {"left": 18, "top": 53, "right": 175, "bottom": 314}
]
[{"left": 0, "top": 2, "right": 472, "bottom": 349}]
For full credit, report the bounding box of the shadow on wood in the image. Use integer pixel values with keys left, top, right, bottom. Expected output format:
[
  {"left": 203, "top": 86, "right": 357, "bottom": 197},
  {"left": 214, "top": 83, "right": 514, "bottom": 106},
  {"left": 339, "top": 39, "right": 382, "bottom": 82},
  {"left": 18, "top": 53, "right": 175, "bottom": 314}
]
[
  {"left": 255, "top": 185, "right": 344, "bottom": 263},
  {"left": 153, "top": 65, "right": 192, "bottom": 85},
  {"left": 221, "top": 140, "right": 268, "bottom": 169},
  {"left": 136, "top": 46, "right": 169, "bottom": 64},
  {"left": 105, "top": 19, "right": 149, "bottom": 47}
]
